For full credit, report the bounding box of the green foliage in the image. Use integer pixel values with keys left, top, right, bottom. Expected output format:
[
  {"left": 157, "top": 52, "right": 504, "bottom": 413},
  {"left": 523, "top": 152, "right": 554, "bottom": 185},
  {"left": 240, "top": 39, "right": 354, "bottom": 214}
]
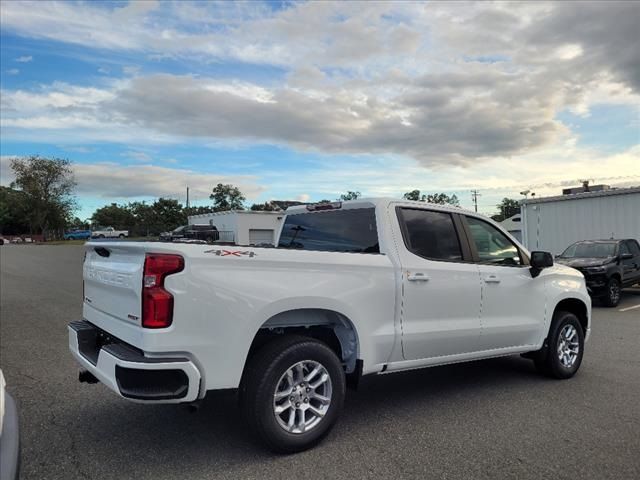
[
  {"left": 183, "top": 206, "right": 215, "bottom": 217},
  {"left": 9, "top": 155, "right": 77, "bottom": 236},
  {"left": 403, "top": 190, "right": 424, "bottom": 201},
  {"left": 70, "top": 217, "right": 91, "bottom": 229},
  {"left": 403, "top": 190, "right": 460, "bottom": 206},
  {"left": 0, "top": 186, "right": 31, "bottom": 234},
  {"left": 493, "top": 197, "right": 521, "bottom": 221},
  {"left": 425, "top": 193, "right": 460, "bottom": 206},
  {"left": 210, "top": 183, "right": 245, "bottom": 211},
  {"left": 91, "top": 203, "right": 136, "bottom": 229},
  {"left": 250, "top": 201, "right": 281, "bottom": 211},
  {"left": 339, "top": 191, "right": 361, "bottom": 201}
]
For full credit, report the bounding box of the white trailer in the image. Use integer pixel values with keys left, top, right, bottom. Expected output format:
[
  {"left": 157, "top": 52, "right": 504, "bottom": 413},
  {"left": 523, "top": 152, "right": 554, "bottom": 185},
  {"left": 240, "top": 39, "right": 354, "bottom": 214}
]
[
  {"left": 187, "top": 210, "right": 283, "bottom": 246},
  {"left": 521, "top": 187, "right": 640, "bottom": 254}
]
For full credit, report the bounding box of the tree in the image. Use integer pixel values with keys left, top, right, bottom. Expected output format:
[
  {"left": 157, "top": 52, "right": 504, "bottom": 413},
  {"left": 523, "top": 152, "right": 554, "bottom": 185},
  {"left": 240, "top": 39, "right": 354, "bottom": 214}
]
[
  {"left": 425, "top": 193, "right": 460, "bottom": 206},
  {"left": 70, "top": 217, "right": 90, "bottom": 229},
  {"left": 250, "top": 201, "right": 281, "bottom": 211},
  {"left": 210, "top": 183, "right": 245, "bottom": 212},
  {"left": 403, "top": 190, "right": 460, "bottom": 206},
  {"left": 150, "top": 198, "right": 185, "bottom": 232},
  {"left": 10, "top": 156, "right": 77, "bottom": 237},
  {"left": 183, "top": 205, "right": 215, "bottom": 217},
  {"left": 339, "top": 191, "right": 361, "bottom": 201},
  {"left": 494, "top": 197, "right": 521, "bottom": 221},
  {"left": 403, "top": 190, "right": 424, "bottom": 201},
  {"left": 91, "top": 203, "right": 135, "bottom": 229},
  {"left": 0, "top": 186, "right": 30, "bottom": 235}
]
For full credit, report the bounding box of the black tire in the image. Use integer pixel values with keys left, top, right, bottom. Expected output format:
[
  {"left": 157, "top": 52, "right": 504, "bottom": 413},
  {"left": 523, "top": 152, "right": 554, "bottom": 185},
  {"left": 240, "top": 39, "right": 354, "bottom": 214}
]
[
  {"left": 118, "top": 234, "right": 125, "bottom": 239},
  {"left": 533, "top": 311, "right": 584, "bottom": 379},
  {"left": 240, "top": 335, "right": 346, "bottom": 453},
  {"left": 603, "top": 277, "right": 621, "bottom": 307},
  {"left": 206, "top": 236, "right": 214, "bottom": 244},
  {"left": 98, "top": 234, "right": 105, "bottom": 239}
]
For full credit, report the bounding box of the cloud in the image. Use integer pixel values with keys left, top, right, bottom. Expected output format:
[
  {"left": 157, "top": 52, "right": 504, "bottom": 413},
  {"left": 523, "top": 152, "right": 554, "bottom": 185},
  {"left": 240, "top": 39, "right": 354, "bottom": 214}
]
[
  {"left": 0, "top": 156, "right": 265, "bottom": 201},
  {"left": 122, "top": 150, "right": 152, "bottom": 162},
  {"left": 1, "top": 1, "right": 638, "bottom": 170},
  {"left": 6, "top": 69, "right": 20, "bottom": 75},
  {"left": 15, "top": 55, "right": 33, "bottom": 63}
]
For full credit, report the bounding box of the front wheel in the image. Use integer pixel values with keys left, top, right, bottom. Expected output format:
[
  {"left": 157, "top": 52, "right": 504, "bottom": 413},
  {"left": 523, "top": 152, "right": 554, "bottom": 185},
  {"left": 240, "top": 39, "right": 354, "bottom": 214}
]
[
  {"left": 533, "top": 311, "right": 584, "bottom": 379},
  {"left": 241, "top": 335, "right": 346, "bottom": 453},
  {"left": 603, "top": 277, "right": 621, "bottom": 307}
]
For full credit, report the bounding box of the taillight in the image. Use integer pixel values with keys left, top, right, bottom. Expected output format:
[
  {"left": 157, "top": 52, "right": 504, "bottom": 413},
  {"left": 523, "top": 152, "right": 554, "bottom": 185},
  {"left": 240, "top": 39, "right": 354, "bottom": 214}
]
[{"left": 142, "top": 254, "right": 184, "bottom": 328}]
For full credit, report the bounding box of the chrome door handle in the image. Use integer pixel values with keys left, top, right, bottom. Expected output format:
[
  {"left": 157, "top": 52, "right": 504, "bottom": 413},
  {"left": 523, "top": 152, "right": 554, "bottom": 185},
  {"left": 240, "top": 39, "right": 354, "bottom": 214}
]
[
  {"left": 407, "top": 272, "right": 430, "bottom": 282},
  {"left": 484, "top": 275, "right": 501, "bottom": 284}
]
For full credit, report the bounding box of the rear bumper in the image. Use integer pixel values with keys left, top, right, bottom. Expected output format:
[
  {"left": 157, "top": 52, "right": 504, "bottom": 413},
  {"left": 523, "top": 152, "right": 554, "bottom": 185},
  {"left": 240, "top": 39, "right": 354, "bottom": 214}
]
[{"left": 68, "top": 321, "right": 201, "bottom": 403}]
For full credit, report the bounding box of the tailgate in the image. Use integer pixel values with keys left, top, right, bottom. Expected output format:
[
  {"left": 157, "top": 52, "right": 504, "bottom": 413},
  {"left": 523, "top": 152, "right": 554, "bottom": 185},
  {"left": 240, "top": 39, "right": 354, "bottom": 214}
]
[{"left": 83, "top": 244, "right": 146, "bottom": 325}]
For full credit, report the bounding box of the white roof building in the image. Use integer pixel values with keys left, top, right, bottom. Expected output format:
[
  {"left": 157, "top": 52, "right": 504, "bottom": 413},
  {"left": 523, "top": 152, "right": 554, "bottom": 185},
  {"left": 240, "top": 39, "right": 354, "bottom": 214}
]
[{"left": 188, "top": 210, "right": 284, "bottom": 246}]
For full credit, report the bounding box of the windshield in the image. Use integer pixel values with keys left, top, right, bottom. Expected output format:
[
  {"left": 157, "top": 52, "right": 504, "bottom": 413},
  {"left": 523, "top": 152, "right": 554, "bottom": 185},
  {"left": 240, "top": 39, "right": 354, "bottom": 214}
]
[
  {"left": 172, "top": 226, "right": 186, "bottom": 233},
  {"left": 560, "top": 242, "right": 617, "bottom": 258}
]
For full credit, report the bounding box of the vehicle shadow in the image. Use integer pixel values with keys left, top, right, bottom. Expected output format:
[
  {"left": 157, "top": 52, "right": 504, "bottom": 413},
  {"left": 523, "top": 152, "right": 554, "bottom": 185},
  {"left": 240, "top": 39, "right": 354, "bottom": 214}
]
[{"left": 62, "top": 355, "right": 543, "bottom": 476}]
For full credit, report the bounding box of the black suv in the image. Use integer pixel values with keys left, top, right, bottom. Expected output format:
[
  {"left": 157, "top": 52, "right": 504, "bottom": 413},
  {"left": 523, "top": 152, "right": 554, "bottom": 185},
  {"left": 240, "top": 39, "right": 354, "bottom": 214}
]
[
  {"left": 159, "top": 224, "right": 219, "bottom": 243},
  {"left": 556, "top": 239, "right": 640, "bottom": 307}
]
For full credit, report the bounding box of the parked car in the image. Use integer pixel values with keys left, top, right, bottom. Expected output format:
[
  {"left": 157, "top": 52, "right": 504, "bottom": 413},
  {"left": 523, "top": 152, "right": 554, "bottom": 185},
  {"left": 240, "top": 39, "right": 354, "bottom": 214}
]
[
  {"left": 70, "top": 198, "right": 591, "bottom": 453},
  {"left": 159, "top": 225, "right": 187, "bottom": 242},
  {"left": 556, "top": 239, "right": 640, "bottom": 307},
  {"left": 64, "top": 229, "right": 92, "bottom": 240},
  {"left": 91, "top": 227, "right": 129, "bottom": 239},
  {"left": 160, "top": 224, "right": 219, "bottom": 243},
  {"left": 0, "top": 369, "right": 20, "bottom": 480}
]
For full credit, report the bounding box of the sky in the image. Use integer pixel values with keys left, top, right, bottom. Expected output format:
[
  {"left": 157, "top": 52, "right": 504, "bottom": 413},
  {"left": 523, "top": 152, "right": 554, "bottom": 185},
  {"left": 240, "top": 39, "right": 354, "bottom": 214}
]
[{"left": 1, "top": 0, "right": 639, "bottom": 220}]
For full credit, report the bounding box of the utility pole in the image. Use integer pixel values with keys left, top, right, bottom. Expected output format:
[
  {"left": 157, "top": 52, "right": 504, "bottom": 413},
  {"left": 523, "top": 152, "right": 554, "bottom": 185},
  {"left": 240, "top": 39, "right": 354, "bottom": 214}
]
[
  {"left": 470, "top": 189, "right": 481, "bottom": 212},
  {"left": 186, "top": 186, "right": 190, "bottom": 209}
]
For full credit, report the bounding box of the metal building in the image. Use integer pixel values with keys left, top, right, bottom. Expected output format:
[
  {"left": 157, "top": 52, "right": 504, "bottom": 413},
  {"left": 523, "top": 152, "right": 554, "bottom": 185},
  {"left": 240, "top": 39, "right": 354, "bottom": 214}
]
[
  {"left": 188, "top": 210, "right": 283, "bottom": 246},
  {"left": 521, "top": 186, "right": 640, "bottom": 254}
]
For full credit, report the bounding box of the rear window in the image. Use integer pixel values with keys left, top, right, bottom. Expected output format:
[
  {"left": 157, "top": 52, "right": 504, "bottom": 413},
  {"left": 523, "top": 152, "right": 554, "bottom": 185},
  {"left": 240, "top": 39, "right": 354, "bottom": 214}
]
[{"left": 278, "top": 208, "right": 379, "bottom": 253}]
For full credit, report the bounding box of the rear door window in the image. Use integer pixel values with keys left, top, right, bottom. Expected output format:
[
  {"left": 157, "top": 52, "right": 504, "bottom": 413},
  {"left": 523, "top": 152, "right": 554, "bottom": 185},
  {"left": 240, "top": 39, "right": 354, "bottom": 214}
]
[
  {"left": 397, "top": 208, "right": 463, "bottom": 261},
  {"left": 627, "top": 240, "right": 640, "bottom": 256},
  {"left": 278, "top": 208, "right": 379, "bottom": 253},
  {"left": 620, "top": 242, "right": 631, "bottom": 255}
]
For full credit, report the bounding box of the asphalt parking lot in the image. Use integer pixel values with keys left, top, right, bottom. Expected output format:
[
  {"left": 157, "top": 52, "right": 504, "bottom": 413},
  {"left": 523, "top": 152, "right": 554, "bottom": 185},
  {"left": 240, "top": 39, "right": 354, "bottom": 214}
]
[{"left": 1, "top": 245, "right": 639, "bottom": 480}]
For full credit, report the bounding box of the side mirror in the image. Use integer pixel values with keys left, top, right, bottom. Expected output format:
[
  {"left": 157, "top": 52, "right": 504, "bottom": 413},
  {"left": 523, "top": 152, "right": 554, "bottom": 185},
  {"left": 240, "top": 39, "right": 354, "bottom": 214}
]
[
  {"left": 530, "top": 251, "right": 553, "bottom": 278},
  {"left": 620, "top": 253, "right": 633, "bottom": 260}
]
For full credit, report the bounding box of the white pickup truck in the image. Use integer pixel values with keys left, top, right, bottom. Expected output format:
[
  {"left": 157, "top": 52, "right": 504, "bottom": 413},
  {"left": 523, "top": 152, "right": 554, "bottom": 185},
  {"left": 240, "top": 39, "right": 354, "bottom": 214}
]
[
  {"left": 69, "top": 198, "right": 591, "bottom": 452},
  {"left": 91, "top": 227, "right": 129, "bottom": 239}
]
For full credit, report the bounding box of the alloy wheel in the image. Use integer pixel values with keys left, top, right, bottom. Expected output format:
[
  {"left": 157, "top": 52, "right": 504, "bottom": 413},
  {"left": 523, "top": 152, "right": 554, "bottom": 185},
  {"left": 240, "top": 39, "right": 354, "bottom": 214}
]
[{"left": 273, "top": 360, "right": 332, "bottom": 434}]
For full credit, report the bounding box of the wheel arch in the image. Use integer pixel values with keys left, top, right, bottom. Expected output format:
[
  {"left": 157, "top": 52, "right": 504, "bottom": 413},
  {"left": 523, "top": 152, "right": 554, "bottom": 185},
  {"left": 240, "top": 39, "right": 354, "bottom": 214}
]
[
  {"left": 246, "top": 308, "right": 360, "bottom": 375},
  {"left": 553, "top": 298, "right": 589, "bottom": 335}
]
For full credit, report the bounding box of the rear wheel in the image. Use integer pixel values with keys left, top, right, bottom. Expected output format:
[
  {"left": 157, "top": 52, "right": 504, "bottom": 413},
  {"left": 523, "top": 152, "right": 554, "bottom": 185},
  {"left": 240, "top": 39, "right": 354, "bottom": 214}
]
[
  {"left": 603, "top": 277, "right": 621, "bottom": 307},
  {"left": 118, "top": 234, "right": 125, "bottom": 239},
  {"left": 241, "top": 335, "right": 346, "bottom": 453},
  {"left": 533, "top": 311, "right": 584, "bottom": 379}
]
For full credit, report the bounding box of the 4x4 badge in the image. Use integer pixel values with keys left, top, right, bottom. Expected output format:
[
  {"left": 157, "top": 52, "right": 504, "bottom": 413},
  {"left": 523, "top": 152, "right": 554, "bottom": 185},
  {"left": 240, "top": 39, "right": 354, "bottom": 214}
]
[{"left": 204, "top": 249, "right": 256, "bottom": 258}]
